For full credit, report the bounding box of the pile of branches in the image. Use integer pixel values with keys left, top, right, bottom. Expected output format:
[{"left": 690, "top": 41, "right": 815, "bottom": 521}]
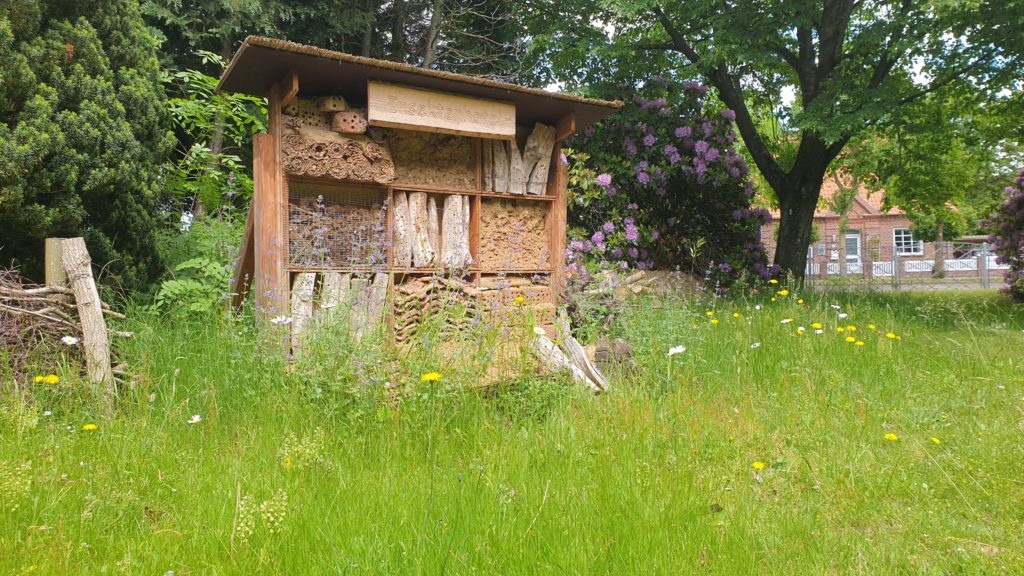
[{"left": 0, "top": 267, "right": 120, "bottom": 382}]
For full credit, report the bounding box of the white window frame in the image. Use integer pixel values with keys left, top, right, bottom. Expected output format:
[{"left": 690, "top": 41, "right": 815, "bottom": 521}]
[
  {"left": 893, "top": 228, "right": 923, "bottom": 255},
  {"left": 844, "top": 232, "right": 861, "bottom": 262}
]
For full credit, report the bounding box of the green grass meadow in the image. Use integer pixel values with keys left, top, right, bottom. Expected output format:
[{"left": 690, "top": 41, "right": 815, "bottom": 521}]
[{"left": 3, "top": 289, "right": 1024, "bottom": 574}]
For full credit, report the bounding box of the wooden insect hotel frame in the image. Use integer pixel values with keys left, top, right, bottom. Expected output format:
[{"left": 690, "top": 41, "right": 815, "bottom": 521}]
[{"left": 219, "top": 37, "right": 621, "bottom": 346}]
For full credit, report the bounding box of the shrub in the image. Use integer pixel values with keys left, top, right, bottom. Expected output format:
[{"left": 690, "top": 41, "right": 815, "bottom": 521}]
[
  {"left": 986, "top": 168, "right": 1024, "bottom": 301},
  {"left": 567, "top": 78, "right": 772, "bottom": 285}
]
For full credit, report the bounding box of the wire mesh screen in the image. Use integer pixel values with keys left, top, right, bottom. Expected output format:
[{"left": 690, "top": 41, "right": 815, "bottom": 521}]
[{"left": 286, "top": 180, "right": 388, "bottom": 269}]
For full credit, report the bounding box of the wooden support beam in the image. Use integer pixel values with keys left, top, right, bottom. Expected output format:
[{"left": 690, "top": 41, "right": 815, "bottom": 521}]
[
  {"left": 230, "top": 204, "right": 255, "bottom": 308},
  {"left": 280, "top": 68, "right": 300, "bottom": 109},
  {"left": 554, "top": 113, "right": 576, "bottom": 142},
  {"left": 548, "top": 145, "right": 568, "bottom": 299},
  {"left": 45, "top": 237, "right": 66, "bottom": 287}
]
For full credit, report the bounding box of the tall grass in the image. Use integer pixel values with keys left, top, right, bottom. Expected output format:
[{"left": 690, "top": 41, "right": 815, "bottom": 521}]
[{"left": 2, "top": 289, "right": 1023, "bottom": 574}]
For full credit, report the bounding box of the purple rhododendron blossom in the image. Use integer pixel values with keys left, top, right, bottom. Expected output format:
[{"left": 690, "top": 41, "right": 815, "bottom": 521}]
[
  {"left": 624, "top": 217, "right": 635, "bottom": 226},
  {"left": 625, "top": 224, "right": 639, "bottom": 243},
  {"left": 612, "top": 247, "right": 623, "bottom": 258},
  {"left": 651, "top": 230, "right": 660, "bottom": 240},
  {"left": 626, "top": 203, "right": 638, "bottom": 210},
  {"left": 719, "top": 262, "right": 733, "bottom": 273},
  {"left": 560, "top": 153, "right": 568, "bottom": 166},
  {"left": 628, "top": 247, "right": 640, "bottom": 259},
  {"left": 675, "top": 126, "right": 692, "bottom": 138},
  {"left": 603, "top": 222, "right": 615, "bottom": 233},
  {"left": 706, "top": 148, "right": 720, "bottom": 162},
  {"left": 591, "top": 231, "right": 605, "bottom": 243},
  {"left": 721, "top": 109, "right": 736, "bottom": 121},
  {"left": 643, "top": 134, "right": 657, "bottom": 147},
  {"left": 624, "top": 138, "right": 638, "bottom": 155},
  {"left": 596, "top": 173, "right": 612, "bottom": 187},
  {"left": 694, "top": 140, "right": 709, "bottom": 154},
  {"left": 637, "top": 172, "right": 650, "bottom": 184}
]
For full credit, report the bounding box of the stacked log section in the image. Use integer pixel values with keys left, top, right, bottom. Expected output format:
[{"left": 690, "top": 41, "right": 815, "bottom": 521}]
[
  {"left": 392, "top": 192, "right": 412, "bottom": 267},
  {"left": 479, "top": 200, "right": 549, "bottom": 270},
  {"left": 441, "top": 195, "right": 472, "bottom": 268},
  {"left": 480, "top": 124, "right": 554, "bottom": 195},
  {"left": 287, "top": 186, "right": 387, "bottom": 269}
]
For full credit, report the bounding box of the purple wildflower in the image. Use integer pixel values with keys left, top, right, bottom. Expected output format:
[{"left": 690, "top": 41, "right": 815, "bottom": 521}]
[
  {"left": 596, "top": 173, "right": 612, "bottom": 187},
  {"left": 603, "top": 222, "right": 615, "bottom": 234}
]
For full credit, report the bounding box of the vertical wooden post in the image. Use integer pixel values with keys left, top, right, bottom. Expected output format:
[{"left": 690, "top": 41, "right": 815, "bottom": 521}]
[
  {"left": 45, "top": 237, "right": 66, "bottom": 287},
  {"left": 549, "top": 151, "right": 568, "bottom": 298},
  {"left": 254, "top": 82, "right": 288, "bottom": 319},
  {"left": 60, "top": 237, "right": 114, "bottom": 412}
]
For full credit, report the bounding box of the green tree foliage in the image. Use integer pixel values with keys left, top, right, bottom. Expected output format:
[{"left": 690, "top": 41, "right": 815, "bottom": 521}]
[
  {"left": 523, "top": 0, "right": 1022, "bottom": 277},
  {"left": 0, "top": 0, "right": 173, "bottom": 290}
]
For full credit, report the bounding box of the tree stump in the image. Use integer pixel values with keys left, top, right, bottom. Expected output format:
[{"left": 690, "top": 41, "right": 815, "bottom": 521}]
[{"left": 60, "top": 237, "right": 114, "bottom": 410}]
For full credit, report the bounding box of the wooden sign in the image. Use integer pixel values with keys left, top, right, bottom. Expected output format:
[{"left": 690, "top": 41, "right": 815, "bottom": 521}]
[{"left": 367, "top": 81, "right": 515, "bottom": 139}]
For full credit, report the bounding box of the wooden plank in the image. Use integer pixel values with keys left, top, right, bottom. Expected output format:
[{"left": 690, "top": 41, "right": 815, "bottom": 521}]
[
  {"left": 523, "top": 123, "right": 556, "bottom": 195},
  {"left": 60, "top": 237, "right": 114, "bottom": 409},
  {"left": 469, "top": 195, "right": 481, "bottom": 267},
  {"left": 280, "top": 68, "right": 300, "bottom": 109},
  {"left": 269, "top": 82, "right": 288, "bottom": 318},
  {"left": 366, "top": 81, "right": 516, "bottom": 139},
  {"left": 554, "top": 113, "right": 576, "bottom": 142},
  {"left": 549, "top": 144, "right": 568, "bottom": 299},
  {"left": 508, "top": 141, "right": 525, "bottom": 195},
  {"left": 253, "top": 132, "right": 279, "bottom": 316},
  {"left": 493, "top": 140, "right": 509, "bottom": 193},
  {"left": 45, "top": 237, "right": 66, "bottom": 287},
  {"left": 481, "top": 139, "right": 492, "bottom": 192},
  {"left": 230, "top": 204, "right": 255, "bottom": 308},
  {"left": 290, "top": 272, "right": 316, "bottom": 355}
]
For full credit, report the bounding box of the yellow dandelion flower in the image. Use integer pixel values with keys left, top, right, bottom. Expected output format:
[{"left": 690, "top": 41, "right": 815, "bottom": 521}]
[
  {"left": 769, "top": 279, "right": 778, "bottom": 284},
  {"left": 930, "top": 437, "right": 942, "bottom": 445},
  {"left": 420, "top": 372, "right": 442, "bottom": 382},
  {"left": 797, "top": 298, "right": 804, "bottom": 304},
  {"left": 884, "top": 433, "right": 898, "bottom": 441},
  {"left": 732, "top": 312, "right": 741, "bottom": 318},
  {"left": 513, "top": 295, "right": 525, "bottom": 304},
  {"left": 845, "top": 336, "right": 856, "bottom": 343},
  {"left": 855, "top": 340, "right": 865, "bottom": 346},
  {"left": 693, "top": 323, "right": 700, "bottom": 328},
  {"left": 811, "top": 322, "right": 822, "bottom": 330},
  {"left": 847, "top": 325, "right": 856, "bottom": 332},
  {"left": 43, "top": 374, "right": 60, "bottom": 385},
  {"left": 771, "top": 297, "right": 777, "bottom": 302},
  {"left": 34, "top": 375, "right": 44, "bottom": 384},
  {"left": 710, "top": 319, "right": 719, "bottom": 326},
  {"left": 796, "top": 328, "right": 805, "bottom": 335},
  {"left": 283, "top": 456, "right": 294, "bottom": 469},
  {"left": 752, "top": 461, "right": 766, "bottom": 470},
  {"left": 777, "top": 289, "right": 790, "bottom": 297},
  {"left": 82, "top": 423, "right": 98, "bottom": 432},
  {"left": 836, "top": 327, "right": 845, "bottom": 333},
  {"left": 868, "top": 324, "right": 877, "bottom": 330},
  {"left": 885, "top": 332, "right": 897, "bottom": 339}
]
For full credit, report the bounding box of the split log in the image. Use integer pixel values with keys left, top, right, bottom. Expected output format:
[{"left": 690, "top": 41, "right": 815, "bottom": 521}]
[
  {"left": 441, "top": 195, "right": 468, "bottom": 268},
  {"left": 366, "top": 272, "right": 389, "bottom": 329},
  {"left": 482, "top": 139, "right": 493, "bottom": 191},
  {"left": 462, "top": 195, "right": 472, "bottom": 265},
  {"left": 59, "top": 237, "right": 114, "bottom": 403},
  {"left": 493, "top": 140, "right": 510, "bottom": 193},
  {"left": 392, "top": 191, "right": 412, "bottom": 267},
  {"left": 555, "top": 312, "right": 609, "bottom": 391},
  {"left": 508, "top": 141, "right": 526, "bottom": 195},
  {"left": 532, "top": 331, "right": 601, "bottom": 392},
  {"left": 427, "top": 195, "right": 440, "bottom": 259},
  {"left": 524, "top": 123, "right": 556, "bottom": 195},
  {"left": 410, "top": 192, "right": 435, "bottom": 267},
  {"left": 348, "top": 277, "right": 369, "bottom": 341},
  {"left": 290, "top": 272, "right": 316, "bottom": 354},
  {"left": 319, "top": 271, "right": 350, "bottom": 321}
]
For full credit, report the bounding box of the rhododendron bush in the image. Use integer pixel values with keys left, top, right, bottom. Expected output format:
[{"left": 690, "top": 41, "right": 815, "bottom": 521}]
[
  {"left": 987, "top": 168, "right": 1024, "bottom": 301},
  {"left": 566, "top": 79, "right": 772, "bottom": 285}
]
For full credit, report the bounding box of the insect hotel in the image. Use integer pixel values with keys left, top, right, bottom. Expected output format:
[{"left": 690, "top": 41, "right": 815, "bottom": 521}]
[{"left": 219, "top": 37, "right": 620, "bottom": 383}]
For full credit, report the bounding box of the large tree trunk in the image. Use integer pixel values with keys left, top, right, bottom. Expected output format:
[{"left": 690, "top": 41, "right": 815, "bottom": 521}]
[
  {"left": 932, "top": 221, "right": 946, "bottom": 278},
  {"left": 421, "top": 0, "right": 444, "bottom": 68},
  {"left": 773, "top": 162, "right": 830, "bottom": 278}
]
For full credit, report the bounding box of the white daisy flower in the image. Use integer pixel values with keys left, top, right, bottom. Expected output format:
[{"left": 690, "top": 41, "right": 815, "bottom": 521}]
[
  {"left": 188, "top": 414, "right": 202, "bottom": 425},
  {"left": 750, "top": 342, "right": 761, "bottom": 349},
  {"left": 838, "top": 312, "right": 849, "bottom": 319},
  {"left": 61, "top": 336, "right": 80, "bottom": 346},
  {"left": 780, "top": 318, "right": 793, "bottom": 324},
  {"left": 667, "top": 345, "right": 687, "bottom": 357},
  {"left": 532, "top": 326, "right": 546, "bottom": 336},
  {"left": 830, "top": 304, "right": 842, "bottom": 310},
  {"left": 754, "top": 304, "right": 762, "bottom": 310},
  {"left": 814, "top": 329, "right": 824, "bottom": 334}
]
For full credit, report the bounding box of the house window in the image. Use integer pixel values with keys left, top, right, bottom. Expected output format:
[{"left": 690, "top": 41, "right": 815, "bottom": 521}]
[
  {"left": 893, "top": 228, "right": 923, "bottom": 255},
  {"left": 844, "top": 232, "right": 861, "bottom": 261}
]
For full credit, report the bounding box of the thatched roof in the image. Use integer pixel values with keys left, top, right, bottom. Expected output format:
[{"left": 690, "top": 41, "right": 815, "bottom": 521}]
[{"left": 218, "top": 36, "right": 622, "bottom": 132}]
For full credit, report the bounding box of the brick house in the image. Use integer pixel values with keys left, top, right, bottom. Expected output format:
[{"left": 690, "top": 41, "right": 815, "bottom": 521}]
[{"left": 760, "top": 174, "right": 938, "bottom": 275}]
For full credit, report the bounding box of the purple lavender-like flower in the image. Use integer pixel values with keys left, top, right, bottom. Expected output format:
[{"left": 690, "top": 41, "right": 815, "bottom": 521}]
[
  {"left": 718, "top": 262, "right": 733, "bottom": 273},
  {"left": 596, "top": 173, "right": 612, "bottom": 187}
]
